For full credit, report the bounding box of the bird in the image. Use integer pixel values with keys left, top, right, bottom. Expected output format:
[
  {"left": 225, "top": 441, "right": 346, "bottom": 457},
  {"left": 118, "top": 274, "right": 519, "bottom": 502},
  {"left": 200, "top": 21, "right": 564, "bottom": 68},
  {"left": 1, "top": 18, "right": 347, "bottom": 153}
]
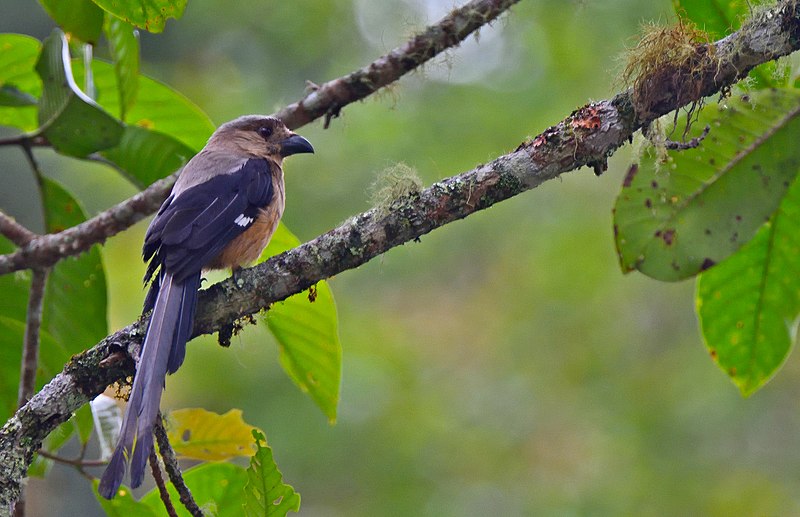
[{"left": 98, "top": 115, "right": 314, "bottom": 499}]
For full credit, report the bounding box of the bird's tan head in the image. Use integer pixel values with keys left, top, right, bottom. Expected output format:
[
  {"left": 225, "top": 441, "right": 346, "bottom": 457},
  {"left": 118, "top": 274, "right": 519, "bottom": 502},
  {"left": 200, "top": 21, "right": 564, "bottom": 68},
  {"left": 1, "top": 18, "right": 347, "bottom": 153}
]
[{"left": 209, "top": 115, "right": 314, "bottom": 162}]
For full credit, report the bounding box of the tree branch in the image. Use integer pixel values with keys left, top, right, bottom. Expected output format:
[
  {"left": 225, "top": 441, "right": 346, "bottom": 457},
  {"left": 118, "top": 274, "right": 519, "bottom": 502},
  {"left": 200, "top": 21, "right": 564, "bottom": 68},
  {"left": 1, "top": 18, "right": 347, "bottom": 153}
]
[
  {"left": 17, "top": 268, "right": 49, "bottom": 407},
  {"left": 274, "top": 0, "right": 522, "bottom": 130},
  {"left": 0, "top": 213, "right": 36, "bottom": 248},
  {"left": 0, "top": 0, "right": 519, "bottom": 276},
  {"left": 0, "top": 173, "right": 177, "bottom": 275},
  {"left": 2, "top": 0, "right": 799, "bottom": 509}
]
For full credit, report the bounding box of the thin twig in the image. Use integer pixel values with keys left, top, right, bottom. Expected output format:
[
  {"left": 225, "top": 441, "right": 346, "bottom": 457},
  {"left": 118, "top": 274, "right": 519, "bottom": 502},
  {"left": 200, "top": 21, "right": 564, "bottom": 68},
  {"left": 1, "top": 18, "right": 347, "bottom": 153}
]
[
  {"left": 665, "top": 124, "right": 711, "bottom": 150},
  {"left": 153, "top": 415, "right": 203, "bottom": 517},
  {"left": 0, "top": 133, "right": 47, "bottom": 148},
  {"left": 36, "top": 448, "right": 106, "bottom": 469},
  {"left": 274, "top": 0, "right": 521, "bottom": 130},
  {"left": 17, "top": 268, "right": 49, "bottom": 408},
  {"left": 150, "top": 448, "right": 179, "bottom": 517},
  {"left": 0, "top": 212, "right": 37, "bottom": 247}
]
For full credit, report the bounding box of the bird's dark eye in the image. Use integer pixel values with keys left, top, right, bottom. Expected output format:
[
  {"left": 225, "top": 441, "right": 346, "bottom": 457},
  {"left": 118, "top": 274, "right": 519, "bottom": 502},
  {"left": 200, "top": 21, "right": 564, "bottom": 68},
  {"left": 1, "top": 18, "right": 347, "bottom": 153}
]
[{"left": 257, "top": 126, "right": 273, "bottom": 139}]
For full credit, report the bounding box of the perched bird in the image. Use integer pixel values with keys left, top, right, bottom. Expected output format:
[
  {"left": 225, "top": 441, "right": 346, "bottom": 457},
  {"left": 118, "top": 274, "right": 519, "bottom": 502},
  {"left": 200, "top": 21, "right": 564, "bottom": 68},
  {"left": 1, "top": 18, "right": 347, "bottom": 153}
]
[{"left": 98, "top": 115, "right": 314, "bottom": 499}]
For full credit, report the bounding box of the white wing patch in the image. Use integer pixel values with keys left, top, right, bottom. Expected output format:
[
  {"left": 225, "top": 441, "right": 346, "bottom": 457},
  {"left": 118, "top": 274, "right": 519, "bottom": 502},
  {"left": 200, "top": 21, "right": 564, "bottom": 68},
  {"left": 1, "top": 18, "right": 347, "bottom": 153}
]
[{"left": 234, "top": 214, "right": 254, "bottom": 227}]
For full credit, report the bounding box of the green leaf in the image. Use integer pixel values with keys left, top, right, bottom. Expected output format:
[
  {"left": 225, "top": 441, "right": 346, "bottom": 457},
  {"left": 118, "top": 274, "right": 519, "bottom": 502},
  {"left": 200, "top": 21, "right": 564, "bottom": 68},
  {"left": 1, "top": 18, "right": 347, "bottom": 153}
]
[
  {"left": 672, "top": 0, "right": 749, "bottom": 39},
  {"left": 672, "top": 0, "right": 775, "bottom": 87},
  {"left": 0, "top": 317, "right": 70, "bottom": 424},
  {"left": 96, "top": 463, "right": 249, "bottom": 516},
  {"left": 38, "top": 0, "right": 105, "bottom": 44},
  {"left": 140, "top": 463, "right": 249, "bottom": 516},
  {"left": 91, "top": 0, "right": 187, "bottom": 33},
  {"left": 73, "top": 59, "right": 214, "bottom": 151},
  {"left": 0, "top": 33, "right": 42, "bottom": 131},
  {"left": 100, "top": 125, "right": 193, "bottom": 188},
  {"left": 40, "top": 178, "right": 108, "bottom": 353},
  {"left": 166, "top": 408, "right": 257, "bottom": 461},
  {"left": 244, "top": 430, "right": 300, "bottom": 517},
  {"left": 697, "top": 174, "right": 800, "bottom": 395},
  {"left": 260, "top": 225, "right": 342, "bottom": 423},
  {"left": 104, "top": 17, "right": 140, "bottom": 121},
  {"left": 0, "top": 239, "right": 30, "bottom": 423},
  {"left": 36, "top": 29, "right": 124, "bottom": 157},
  {"left": 0, "top": 237, "right": 32, "bottom": 324},
  {"left": 94, "top": 479, "right": 160, "bottom": 516},
  {"left": 74, "top": 403, "right": 95, "bottom": 444},
  {"left": 0, "top": 85, "right": 37, "bottom": 106},
  {"left": 614, "top": 88, "right": 800, "bottom": 281}
]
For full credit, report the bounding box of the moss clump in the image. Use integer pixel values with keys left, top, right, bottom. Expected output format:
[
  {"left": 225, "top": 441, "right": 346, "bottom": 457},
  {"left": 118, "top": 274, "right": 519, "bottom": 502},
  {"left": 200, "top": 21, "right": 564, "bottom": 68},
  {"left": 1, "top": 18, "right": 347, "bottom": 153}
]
[
  {"left": 620, "top": 20, "right": 717, "bottom": 122},
  {"left": 369, "top": 162, "right": 424, "bottom": 215}
]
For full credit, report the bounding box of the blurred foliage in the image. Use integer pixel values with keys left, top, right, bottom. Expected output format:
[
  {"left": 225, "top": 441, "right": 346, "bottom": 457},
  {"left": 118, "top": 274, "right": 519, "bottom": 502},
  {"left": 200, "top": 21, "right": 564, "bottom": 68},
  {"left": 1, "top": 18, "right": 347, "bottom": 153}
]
[{"left": 3, "top": 0, "right": 800, "bottom": 516}]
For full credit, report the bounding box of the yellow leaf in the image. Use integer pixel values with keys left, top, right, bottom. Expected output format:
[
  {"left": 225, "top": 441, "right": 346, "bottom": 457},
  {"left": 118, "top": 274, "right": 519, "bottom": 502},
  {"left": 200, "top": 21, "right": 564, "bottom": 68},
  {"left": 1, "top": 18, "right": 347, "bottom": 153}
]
[{"left": 166, "top": 408, "right": 259, "bottom": 462}]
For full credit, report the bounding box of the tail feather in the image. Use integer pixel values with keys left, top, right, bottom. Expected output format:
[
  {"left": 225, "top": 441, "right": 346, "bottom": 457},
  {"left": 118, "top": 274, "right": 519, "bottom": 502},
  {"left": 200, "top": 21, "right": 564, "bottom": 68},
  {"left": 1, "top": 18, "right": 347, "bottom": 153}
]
[
  {"left": 98, "top": 271, "right": 200, "bottom": 499},
  {"left": 167, "top": 272, "right": 200, "bottom": 374}
]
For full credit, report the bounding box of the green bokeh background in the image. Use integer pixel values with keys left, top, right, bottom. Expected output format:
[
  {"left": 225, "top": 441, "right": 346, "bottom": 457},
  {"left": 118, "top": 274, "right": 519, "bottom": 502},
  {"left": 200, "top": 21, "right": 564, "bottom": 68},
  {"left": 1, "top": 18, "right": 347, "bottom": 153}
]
[{"left": 4, "top": 0, "right": 800, "bottom": 515}]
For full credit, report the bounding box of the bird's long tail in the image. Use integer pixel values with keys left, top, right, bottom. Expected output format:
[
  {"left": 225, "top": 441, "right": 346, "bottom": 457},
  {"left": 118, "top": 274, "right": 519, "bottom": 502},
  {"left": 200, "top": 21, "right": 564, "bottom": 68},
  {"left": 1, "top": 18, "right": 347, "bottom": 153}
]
[{"left": 98, "top": 271, "right": 199, "bottom": 499}]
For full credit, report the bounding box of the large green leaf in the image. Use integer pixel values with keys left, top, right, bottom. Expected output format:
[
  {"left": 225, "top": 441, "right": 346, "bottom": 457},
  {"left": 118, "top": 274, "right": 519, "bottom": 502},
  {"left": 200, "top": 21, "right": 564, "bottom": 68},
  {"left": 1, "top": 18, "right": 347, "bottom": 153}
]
[
  {"left": 0, "top": 34, "right": 42, "bottom": 131},
  {"left": 73, "top": 59, "right": 214, "bottom": 151},
  {"left": 100, "top": 125, "right": 193, "bottom": 188},
  {"left": 36, "top": 30, "right": 124, "bottom": 157},
  {"left": 673, "top": 0, "right": 775, "bottom": 86},
  {"left": 91, "top": 0, "right": 187, "bottom": 33},
  {"left": 38, "top": 0, "right": 105, "bottom": 44},
  {"left": 105, "top": 16, "right": 140, "bottom": 121},
  {"left": 40, "top": 178, "right": 108, "bottom": 353},
  {"left": 243, "top": 430, "right": 300, "bottom": 517},
  {"left": 696, "top": 174, "right": 800, "bottom": 395},
  {"left": 614, "top": 88, "right": 800, "bottom": 281},
  {"left": 261, "top": 224, "right": 341, "bottom": 423}
]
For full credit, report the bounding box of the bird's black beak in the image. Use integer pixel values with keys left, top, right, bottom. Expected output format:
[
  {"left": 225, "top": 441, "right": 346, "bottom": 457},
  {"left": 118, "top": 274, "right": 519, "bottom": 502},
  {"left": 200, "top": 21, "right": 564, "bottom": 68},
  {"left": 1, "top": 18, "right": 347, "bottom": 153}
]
[{"left": 280, "top": 134, "right": 314, "bottom": 157}]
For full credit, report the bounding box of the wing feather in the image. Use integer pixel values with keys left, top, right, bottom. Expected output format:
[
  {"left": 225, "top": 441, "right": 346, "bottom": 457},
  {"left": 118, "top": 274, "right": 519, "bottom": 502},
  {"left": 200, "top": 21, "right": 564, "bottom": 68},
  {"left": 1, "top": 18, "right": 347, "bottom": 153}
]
[{"left": 142, "top": 158, "right": 274, "bottom": 284}]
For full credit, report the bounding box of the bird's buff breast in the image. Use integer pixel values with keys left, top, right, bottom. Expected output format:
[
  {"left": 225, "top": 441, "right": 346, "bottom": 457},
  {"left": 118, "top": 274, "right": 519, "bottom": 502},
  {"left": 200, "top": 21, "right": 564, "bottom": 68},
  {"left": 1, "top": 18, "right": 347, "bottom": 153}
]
[{"left": 207, "top": 179, "right": 285, "bottom": 270}]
